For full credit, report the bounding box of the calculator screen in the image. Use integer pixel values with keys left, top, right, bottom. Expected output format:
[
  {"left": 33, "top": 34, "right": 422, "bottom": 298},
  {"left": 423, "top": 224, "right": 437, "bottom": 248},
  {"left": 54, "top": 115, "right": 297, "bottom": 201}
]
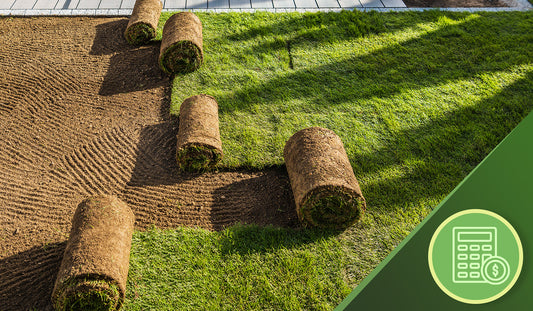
[
  {"left": 453, "top": 227, "right": 497, "bottom": 283},
  {"left": 457, "top": 232, "right": 492, "bottom": 242}
]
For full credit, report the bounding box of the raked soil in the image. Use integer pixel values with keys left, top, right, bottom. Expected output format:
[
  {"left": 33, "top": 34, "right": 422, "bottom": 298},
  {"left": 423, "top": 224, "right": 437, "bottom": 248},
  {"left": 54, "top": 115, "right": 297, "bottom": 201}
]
[{"left": 0, "top": 17, "right": 298, "bottom": 310}]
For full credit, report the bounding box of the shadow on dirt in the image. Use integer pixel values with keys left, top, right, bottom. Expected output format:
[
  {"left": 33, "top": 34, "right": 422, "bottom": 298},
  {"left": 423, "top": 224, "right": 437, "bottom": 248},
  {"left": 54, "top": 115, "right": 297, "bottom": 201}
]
[
  {"left": 127, "top": 121, "right": 180, "bottom": 187},
  {"left": 90, "top": 19, "right": 168, "bottom": 96},
  {"left": 126, "top": 122, "right": 300, "bottom": 230},
  {"left": 210, "top": 168, "right": 299, "bottom": 230},
  {"left": 0, "top": 242, "right": 66, "bottom": 311}
]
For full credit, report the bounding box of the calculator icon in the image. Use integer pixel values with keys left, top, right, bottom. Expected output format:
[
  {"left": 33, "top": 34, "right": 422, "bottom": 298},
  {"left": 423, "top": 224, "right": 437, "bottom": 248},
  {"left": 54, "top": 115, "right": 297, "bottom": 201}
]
[{"left": 453, "top": 227, "right": 508, "bottom": 284}]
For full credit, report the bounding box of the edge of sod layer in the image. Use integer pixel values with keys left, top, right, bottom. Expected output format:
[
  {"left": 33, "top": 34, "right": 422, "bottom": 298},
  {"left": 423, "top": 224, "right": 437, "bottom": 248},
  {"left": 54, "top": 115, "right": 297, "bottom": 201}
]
[
  {"left": 176, "top": 143, "right": 223, "bottom": 172},
  {"left": 124, "top": 22, "right": 156, "bottom": 46},
  {"left": 159, "top": 40, "right": 203, "bottom": 75},
  {"left": 300, "top": 186, "right": 365, "bottom": 230},
  {"left": 54, "top": 276, "right": 122, "bottom": 311}
]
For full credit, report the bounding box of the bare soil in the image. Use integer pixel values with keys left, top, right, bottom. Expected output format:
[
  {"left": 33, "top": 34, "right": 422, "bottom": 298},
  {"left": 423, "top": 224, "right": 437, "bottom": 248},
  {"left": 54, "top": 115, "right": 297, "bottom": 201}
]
[
  {"left": 0, "top": 17, "right": 297, "bottom": 310},
  {"left": 403, "top": 0, "right": 508, "bottom": 7}
]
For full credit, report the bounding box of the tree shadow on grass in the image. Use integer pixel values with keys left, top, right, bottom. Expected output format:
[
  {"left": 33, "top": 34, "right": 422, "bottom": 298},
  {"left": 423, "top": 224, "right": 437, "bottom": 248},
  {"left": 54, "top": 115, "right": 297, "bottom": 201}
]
[
  {"left": 0, "top": 242, "right": 66, "bottom": 311},
  {"left": 226, "top": 10, "right": 386, "bottom": 44},
  {"left": 213, "top": 12, "right": 532, "bottom": 114},
  {"left": 221, "top": 10, "right": 445, "bottom": 48},
  {"left": 356, "top": 69, "right": 533, "bottom": 213},
  {"left": 192, "top": 12, "right": 531, "bottom": 220},
  {"left": 218, "top": 224, "right": 341, "bottom": 256},
  {"left": 90, "top": 19, "right": 168, "bottom": 96}
]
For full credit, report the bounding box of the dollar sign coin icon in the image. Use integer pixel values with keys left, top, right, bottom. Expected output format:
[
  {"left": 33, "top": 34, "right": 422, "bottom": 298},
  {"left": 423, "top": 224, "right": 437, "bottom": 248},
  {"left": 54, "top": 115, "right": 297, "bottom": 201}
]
[
  {"left": 492, "top": 263, "right": 499, "bottom": 278},
  {"left": 483, "top": 256, "right": 510, "bottom": 285}
]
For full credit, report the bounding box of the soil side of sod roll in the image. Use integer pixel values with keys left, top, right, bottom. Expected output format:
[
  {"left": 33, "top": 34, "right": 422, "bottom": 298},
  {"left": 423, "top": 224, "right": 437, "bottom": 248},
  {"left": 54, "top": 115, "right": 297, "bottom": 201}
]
[
  {"left": 52, "top": 195, "right": 135, "bottom": 311},
  {"left": 159, "top": 12, "right": 203, "bottom": 74},
  {"left": 176, "top": 94, "right": 223, "bottom": 172},
  {"left": 283, "top": 127, "right": 366, "bottom": 230},
  {"left": 124, "top": 0, "right": 163, "bottom": 45}
]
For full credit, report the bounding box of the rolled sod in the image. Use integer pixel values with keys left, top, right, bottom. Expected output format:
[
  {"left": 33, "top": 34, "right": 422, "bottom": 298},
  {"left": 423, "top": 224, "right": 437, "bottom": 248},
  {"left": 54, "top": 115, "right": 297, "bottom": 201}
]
[
  {"left": 52, "top": 195, "right": 135, "bottom": 311},
  {"left": 124, "top": 0, "right": 163, "bottom": 45},
  {"left": 176, "top": 94, "right": 223, "bottom": 172},
  {"left": 283, "top": 127, "right": 366, "bottom": 229},
  {"left": 159, "top": 12, "right": 203, "bottom": 74}
]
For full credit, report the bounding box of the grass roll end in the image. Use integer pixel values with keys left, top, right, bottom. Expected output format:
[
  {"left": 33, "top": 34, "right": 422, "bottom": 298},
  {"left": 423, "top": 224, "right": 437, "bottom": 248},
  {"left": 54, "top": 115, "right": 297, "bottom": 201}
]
[
  {"left": 300, "top": 186, "right": 365, "bottom": 230},
  {"left": 159, "top": 40, "right": 203, "bottom": 75},
  {"left": 53, "top": 277, "right": 122, "bottom": 311},
  {"left": 125, "top": 0, "right": 162, "bottom": 46},
  {"left": 124, "top": 22, "right": 156, "bottom": 45},
  {"left": 176, "top": 143, "right": 222, "bottom": 172}
]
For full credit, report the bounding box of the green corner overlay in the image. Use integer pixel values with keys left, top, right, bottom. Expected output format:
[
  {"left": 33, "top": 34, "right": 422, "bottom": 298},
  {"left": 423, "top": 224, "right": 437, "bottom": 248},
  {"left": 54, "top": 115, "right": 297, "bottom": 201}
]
[{"left": 336, "top": 110, "right": 533, "bottom": 310}]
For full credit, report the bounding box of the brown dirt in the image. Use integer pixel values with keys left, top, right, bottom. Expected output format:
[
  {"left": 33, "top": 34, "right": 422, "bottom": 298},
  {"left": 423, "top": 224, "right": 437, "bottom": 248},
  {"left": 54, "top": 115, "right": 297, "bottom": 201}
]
[
  {"left": 283, "top": 127, "right": 365, "bottom": 229},
  {"left": 0, "top": 17, "right": 297, "bottom": 310},
  {"left": 52, "top": 195, "right": 134, "bottom": 310},
  {"left": 403, "top": 0, "right": 508, "bottom": 7}
]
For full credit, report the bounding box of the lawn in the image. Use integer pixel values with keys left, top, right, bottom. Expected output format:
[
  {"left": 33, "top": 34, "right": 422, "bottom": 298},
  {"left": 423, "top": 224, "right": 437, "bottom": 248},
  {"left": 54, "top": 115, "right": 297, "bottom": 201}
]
[{"left": 124, "top": 10, "right": 532, "bottom": 310}]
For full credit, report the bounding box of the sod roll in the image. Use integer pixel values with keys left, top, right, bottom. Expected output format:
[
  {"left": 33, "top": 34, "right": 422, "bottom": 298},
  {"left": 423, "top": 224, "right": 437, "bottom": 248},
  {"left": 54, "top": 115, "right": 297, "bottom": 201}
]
[
  {"left": 284, "top": 127, "right": 366, "bottom": 229},
  {"left": 176, "top": 94, "right": 223, "bottom": 171},
  {"left": 52, "top": 195, "right": 135, "bottom": 311},
  {"left": 124, "top": 0, "right": 163, "bottom": 45},
  {"left": 159, "top": 12, "right": 203, "bottom": 74}
]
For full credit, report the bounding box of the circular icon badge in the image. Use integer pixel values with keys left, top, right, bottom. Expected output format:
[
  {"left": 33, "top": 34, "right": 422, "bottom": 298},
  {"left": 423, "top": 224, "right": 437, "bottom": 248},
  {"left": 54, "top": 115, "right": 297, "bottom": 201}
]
[{"left": 428, "top": 209, "right": 523, "bottom": 304}]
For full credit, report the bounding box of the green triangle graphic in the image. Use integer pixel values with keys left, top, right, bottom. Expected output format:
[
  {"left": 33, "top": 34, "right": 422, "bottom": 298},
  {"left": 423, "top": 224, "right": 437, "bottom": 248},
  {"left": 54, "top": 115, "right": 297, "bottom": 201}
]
[{"left": 337, "top": 111, "right": 533, "bottom": 310}]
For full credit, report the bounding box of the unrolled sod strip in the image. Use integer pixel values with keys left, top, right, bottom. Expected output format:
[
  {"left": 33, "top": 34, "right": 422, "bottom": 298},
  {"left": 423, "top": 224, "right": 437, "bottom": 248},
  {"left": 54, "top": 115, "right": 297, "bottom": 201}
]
[
  {"left": 52, "top": 195, "right": 135, "bottom": 311},
  {"left": 124, "top": 0, "right": 163, "bottom": 45},
  {"left": 284, "top": 127, "right": 366, "bottom": 229},
  {"left": 176, "top": 94, "right": 223, "bottom": 171},
  {"left": 159, "top": 12, "right": 203, "bottom": 74}
]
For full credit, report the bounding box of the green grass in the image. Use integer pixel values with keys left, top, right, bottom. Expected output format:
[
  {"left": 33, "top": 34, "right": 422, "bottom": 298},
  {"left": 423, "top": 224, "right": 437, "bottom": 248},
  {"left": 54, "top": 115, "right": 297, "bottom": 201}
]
[
  {"left": 125, "top": 226, "right": 352, "bottom": 310},
  {"left": 125, "top": 11, "right": 533, "bottom": 309}
]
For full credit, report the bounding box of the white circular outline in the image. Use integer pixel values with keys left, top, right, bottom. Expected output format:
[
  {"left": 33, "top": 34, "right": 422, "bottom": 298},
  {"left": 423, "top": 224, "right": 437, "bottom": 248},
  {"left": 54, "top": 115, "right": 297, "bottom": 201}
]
[
  {"left": 428, "top": 209, "right": 523, "bottom": 304},
  {"left": 482, "top": 256, "right": 510, "bottom": 285}
]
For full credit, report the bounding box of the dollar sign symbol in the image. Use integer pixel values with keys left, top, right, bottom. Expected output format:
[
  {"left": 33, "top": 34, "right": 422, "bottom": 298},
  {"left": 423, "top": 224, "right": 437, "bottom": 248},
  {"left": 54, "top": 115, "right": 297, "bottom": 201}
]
[{"left": 492, "top": 263, "right": 499, "bottom": 277}]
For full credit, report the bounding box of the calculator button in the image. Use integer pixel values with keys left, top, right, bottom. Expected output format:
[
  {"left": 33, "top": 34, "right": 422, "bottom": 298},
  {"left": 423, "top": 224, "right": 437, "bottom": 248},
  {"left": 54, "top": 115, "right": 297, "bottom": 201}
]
[
  {"left": 458, "top": 245, "right": 468, "bottom": 251},
  {"left": 470, "top": 263, "right": 480, "bottom": 269},
  {"left": 483, "top": 254, "right": 492, "bottom": 262},
  {"left": 458, "top": 254, "right": 468, "bottom": 260},
  {"left": 470, "top": 245, "right": 480, "bottom": 251},
  {"left": 458, "top": 272, "right": 468, "bottom": 278},
  {"left": 482, "top": 245, "right": 492, "bottom": 251},
  {"left": 458, "top": 263, "right": 468, "bottom": 269},
  {"left": 470, "top": 272, "right": 481, "bottom": 278},
  {"left": 470, "top": 254, "right": 480, "bottom": 260}
]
